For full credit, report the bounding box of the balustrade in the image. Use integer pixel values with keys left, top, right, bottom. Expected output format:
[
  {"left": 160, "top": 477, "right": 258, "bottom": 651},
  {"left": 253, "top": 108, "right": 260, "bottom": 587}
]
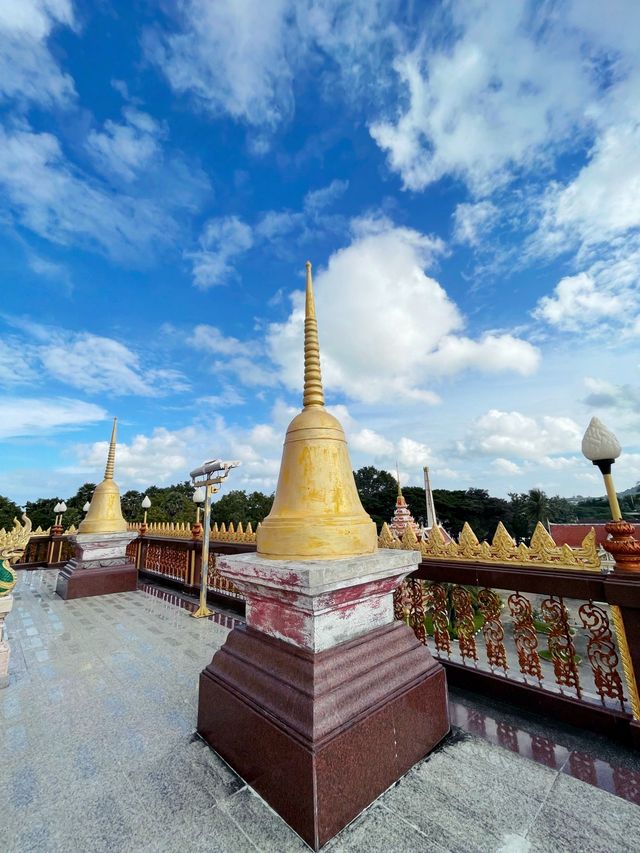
[{"left": 15, "top": 523, "right": 640, "bottom": 745}]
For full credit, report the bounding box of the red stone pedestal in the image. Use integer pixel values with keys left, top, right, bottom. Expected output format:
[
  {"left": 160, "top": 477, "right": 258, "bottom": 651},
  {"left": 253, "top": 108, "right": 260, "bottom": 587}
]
[
  {"left": 55, "top": 559, "right": 138, "bottom": 600},
  {"left": 198, "top": 621, "right": 449, "bottom": 850},
  {"left": 55, "top": 530, "right": 138, "bottom": 600}
]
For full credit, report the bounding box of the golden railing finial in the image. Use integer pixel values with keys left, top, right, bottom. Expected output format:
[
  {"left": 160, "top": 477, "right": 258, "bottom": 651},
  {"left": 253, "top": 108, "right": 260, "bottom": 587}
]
[
  {"left": 104, "top": 417, "right": 117, "bottom": 480},
  {"left": 303, "top": 261, "right": 325, "bottom": 408}
]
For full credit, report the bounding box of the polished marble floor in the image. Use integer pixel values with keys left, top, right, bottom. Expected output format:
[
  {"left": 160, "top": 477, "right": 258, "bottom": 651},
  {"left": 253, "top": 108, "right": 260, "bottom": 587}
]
[{"left": 3, "top": 570, "right": 640, "bottom": 852}]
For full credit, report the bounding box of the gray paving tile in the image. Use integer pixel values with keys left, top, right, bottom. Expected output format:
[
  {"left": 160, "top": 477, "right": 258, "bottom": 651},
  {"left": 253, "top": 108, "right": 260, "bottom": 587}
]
[
  {"left": 126, "top": 736, "right": 245, "bottom": 823},
  {"left": 379, "top": 734, "right": 558, "bottom": 853},
  {"left": 526, "top": 771, "right": 640, "bottom": 853},
  {"left": 328, "top": 800, "right": 446, "bottom": 853},
  {"left": 220, "top": 787, "right": 309, "bottom": 852}
]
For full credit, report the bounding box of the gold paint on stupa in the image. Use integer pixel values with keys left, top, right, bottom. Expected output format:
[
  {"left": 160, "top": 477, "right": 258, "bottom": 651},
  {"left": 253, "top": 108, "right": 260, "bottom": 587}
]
[
  {"left": 257, "top": 261, "right": 377, "bottom": 560},
  {"left": 78, "top": 418, "right": 128, "bottom": 534}
]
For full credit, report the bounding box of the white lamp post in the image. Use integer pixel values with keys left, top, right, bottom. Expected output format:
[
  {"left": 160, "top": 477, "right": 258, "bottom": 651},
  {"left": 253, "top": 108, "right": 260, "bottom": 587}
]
[
  {"left": 189, "top": 459, "right": 240, "bottom": 618},
  {"left": 141, "top": 495, "right": 151, "bottom": 524},
  {"left": 581, "top": 416, "right": 623, "bottom": 521}
]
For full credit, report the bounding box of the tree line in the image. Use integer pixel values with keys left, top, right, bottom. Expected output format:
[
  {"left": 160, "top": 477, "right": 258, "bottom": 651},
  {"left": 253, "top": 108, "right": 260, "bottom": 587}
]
[{"left": 1, "top": 466, "right": 635, "bottom": 542}]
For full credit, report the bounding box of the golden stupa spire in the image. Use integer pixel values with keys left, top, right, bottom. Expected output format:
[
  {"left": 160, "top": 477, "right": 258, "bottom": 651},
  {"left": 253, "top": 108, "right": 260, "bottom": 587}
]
[
  {"left": 303, "top": 262, "right": 324, "bottom": 408},
  {"left": 396, "top": 461, "right": 402, "bottom": 497},
  {"left": 78, "top": 417, "right": 127, "bottom": 535},
  {"left": 256, "top": 261, "right": 377, "bottom": 560},
  {"left": 104, "top": 417, "right": 117, "bottom": 480}
]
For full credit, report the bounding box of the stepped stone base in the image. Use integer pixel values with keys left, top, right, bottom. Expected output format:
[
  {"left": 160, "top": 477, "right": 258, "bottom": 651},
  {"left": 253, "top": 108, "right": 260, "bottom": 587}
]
[
  {"left": 55, "top": 561, "right": 137, "bottom": 600},
  {"left": 197, "top": 621, "right": 449, "bottom": 850},
  {"left": 55, "top": 531, "right": 138, "bottom": 600}
]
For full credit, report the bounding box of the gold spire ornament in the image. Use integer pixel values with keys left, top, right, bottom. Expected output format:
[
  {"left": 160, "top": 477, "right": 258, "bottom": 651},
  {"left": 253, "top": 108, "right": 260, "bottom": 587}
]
[
  {"left": 78, "top": 418, "right": 128, "bottom": 534},
  {"left": 257, "top": 262, "right": 377, "bottom": 560}
]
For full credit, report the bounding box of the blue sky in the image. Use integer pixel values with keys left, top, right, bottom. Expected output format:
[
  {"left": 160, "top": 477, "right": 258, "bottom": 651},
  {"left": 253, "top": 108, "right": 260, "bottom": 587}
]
[{"left": 1, "top": 0, "right": 639, "bottom": 507}]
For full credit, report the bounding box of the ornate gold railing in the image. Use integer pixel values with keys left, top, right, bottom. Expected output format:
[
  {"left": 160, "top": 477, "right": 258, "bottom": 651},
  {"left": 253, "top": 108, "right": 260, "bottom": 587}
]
[
  {"left": 126, "top": 520, "right": 258, "bottom": 542},
  {"left": 16, "top": 517, "right": 640, "bottom": 742},
  {"left": 379, "top": 520, "right": 601, "bottom": 571}
]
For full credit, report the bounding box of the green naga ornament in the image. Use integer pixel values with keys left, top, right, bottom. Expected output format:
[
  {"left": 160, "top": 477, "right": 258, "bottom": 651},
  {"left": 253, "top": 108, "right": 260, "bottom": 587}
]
[{"left": 0, "top": 516, "right": 32, "bottom": 596}]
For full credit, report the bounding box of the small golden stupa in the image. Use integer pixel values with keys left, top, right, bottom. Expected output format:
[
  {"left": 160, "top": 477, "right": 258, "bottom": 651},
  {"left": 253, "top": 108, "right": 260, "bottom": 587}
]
[
  {"left": 78, "top": 418, "right": 127, "bottom": 535},
  {"left": 257, "top": 262, "right": 377, "bottom": 560}
]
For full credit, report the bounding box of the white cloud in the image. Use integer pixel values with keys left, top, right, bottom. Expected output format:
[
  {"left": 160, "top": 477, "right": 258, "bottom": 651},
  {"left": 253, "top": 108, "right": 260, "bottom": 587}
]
[
  {"left": 146, "top": 0, "right": 297, "bottom": 129},
  {"left": 583, "top": 376, "right": 640, "bottom": 414},
  {"left": 189, "top": 325, "right": 247, "bottom": 356},
  {"left": 39, "top": 333, "right": 189, "bottom": 396},
  {"left": 267, "top": 219, "right": 539, "bottom": 403},
  {"left": 186, "top": 216, "right": 253, "bottom": 288},
  {"left": 73, "top": 416, "right": 283, "bottom": 491},
  {"left": 350, "top": 428, "right": 394, "bottom": 457},
  {"left": 533, "top": 272, "right": 623, "bottom": 332},
  {"left": 463, "top": 409, "right": 582, "bottom": 460},
  {"left": 146, "top": 1, "right": 396, "bottom": 135},
  {"left": 493, "top": 458, "right": 522, "bottom": 475},
  {"left": 370, "top": 3, "right": 592, "bottom": 194},
  {"left": 0, "top": 0, "right": 76, "bottom": 107},
  {"left": 0, "top": 396, "right": 106, "bottom": 439},
  {"left": 537, "top": 124, "right": 640, "bottom": 253},
  {"left": 0, "top": 123, "right": 190, "bottom": 264},
  {"left": 0, "top": 339, "right": 37, "bottom": 386},
  {"left": 189, "top": 180, "right": 348, "bottom": 287},
  {"left": 303, "top": 179, "right": 349, "bottom": 215},
  {"left": 188, "top": 322, "right": 278, "bottom": 388},
  {"left": 1, "top": 321, "right": 189, "bottom": 397},
  {"left": 453, "top": 201, "right": 498, "bottom": 246},
  {"left": 397, "top": 436, "right": 431, "bottom": 467},
  {"left": 87, "top": 108, "right": 165, "bottom": 182}
]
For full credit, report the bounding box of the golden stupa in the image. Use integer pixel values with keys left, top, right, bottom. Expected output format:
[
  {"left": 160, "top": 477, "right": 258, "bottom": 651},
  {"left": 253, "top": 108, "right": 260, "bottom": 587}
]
[
  {"left": 257, "top": 262, "right": 377, "bottom": 560},
  {"left": 78, "top": 418, "right": 128, "bottom": 535}
]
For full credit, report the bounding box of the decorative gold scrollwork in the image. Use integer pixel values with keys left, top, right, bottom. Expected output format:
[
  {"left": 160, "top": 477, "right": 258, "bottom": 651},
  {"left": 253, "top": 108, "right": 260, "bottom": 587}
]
[
  {"left": 478, "top": 588, "right": 508, "bottom": 671},
  {"left": 541, "top": 596, "right": 581, "bottom": 697},
  {"left": 578, "top": 601, "right": 625, "bottom": 707},
  {"left": 425, "top": 582, "right": 451, "bottom": 656},
  {"left": 451, "top": 586, "right": 478, "bottom": 662},
  {"left": 508, "top": 592, "right": 542, "bottom": 681}
]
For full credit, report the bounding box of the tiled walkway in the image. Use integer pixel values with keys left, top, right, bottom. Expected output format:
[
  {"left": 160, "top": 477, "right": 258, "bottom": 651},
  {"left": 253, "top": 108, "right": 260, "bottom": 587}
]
[{"left": 3, "top": 571, "right": 640, "bottom": 852}]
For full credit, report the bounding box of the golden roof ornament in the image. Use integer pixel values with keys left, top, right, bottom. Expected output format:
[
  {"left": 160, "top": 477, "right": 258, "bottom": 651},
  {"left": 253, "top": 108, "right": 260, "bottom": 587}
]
[
  {"left": 78, "top": 418, "right": 128, "bottom": 534},
  {"left": 257, "top": 261, "right": 377, "bottom": 560}
]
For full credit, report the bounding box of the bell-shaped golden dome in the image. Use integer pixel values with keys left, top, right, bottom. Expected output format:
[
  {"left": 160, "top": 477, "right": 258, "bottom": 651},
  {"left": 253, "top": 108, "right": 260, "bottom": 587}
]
[
  {"left": 78, "top": 418, "right": 128, "bottom": 535},
  {"left": 257, "top": 262, "right": 377, "bottom": 560}
]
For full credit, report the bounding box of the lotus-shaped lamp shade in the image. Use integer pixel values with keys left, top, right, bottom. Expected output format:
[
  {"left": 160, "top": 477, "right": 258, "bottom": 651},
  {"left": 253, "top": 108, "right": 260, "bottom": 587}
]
[
  {"left": 192, "top": 486, "right": 206, "bottom": 503},
  {"left": 141, "top": 495, "right": 151, "bottom": 509},
  {"left": 83, "top": 501, "right": 91, "bottom": 513},
  {"left": 581, "top": 416, "right": 622, "bottom": 462},
  {"left": 54, "top": 502, "right": 62, "bottom": 514},
  {"left": 60, "top": 502, "right": 67, "bottom": 513}
]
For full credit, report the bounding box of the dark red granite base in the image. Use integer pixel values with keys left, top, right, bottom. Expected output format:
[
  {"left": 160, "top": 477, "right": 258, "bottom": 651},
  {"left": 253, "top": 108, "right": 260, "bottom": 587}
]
[
  {"left": 55, "top": 560, "right": 138, "bottom": 600},
  {"left": 197, "top": 621, "right": 449, "bottom": 850}
]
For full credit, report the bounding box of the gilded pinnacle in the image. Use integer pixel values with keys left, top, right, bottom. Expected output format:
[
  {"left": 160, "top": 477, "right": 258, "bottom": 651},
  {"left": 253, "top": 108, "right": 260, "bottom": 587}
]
[
  {"left": 78, "top": 416, "right": 127, "bottom": 534},
  {"left": 256, "top": 260, "right": 377, "bottom": 560},
  {"left": 303, "top": 261, "right": 325, "bottom": 408},
  {"left": 104, "top": 417, "right": 118, "bottom": 480}
]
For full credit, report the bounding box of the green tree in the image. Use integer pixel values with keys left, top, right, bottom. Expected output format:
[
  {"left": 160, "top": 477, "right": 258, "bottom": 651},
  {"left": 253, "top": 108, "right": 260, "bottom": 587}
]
[
  {"left": 24, "top": 497, "right": 59, "bottom": 530},
  {"left": 0, "top": 495, "right": 22, "bottom": 531},
  {"left": 507, "top": 492, "right": 531, "bottom": 542},
  {"left": 212, "top": 490, "right": 274, "bottom": 528},
  {"left": 353, "top": 466, "right": 397, "bottom": 530},
  {"left": 121, "top": 490, "right": 145, "bottom": 521},
  {"left": 526, "top": 488, "right": 550, "bottom": 529}
]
